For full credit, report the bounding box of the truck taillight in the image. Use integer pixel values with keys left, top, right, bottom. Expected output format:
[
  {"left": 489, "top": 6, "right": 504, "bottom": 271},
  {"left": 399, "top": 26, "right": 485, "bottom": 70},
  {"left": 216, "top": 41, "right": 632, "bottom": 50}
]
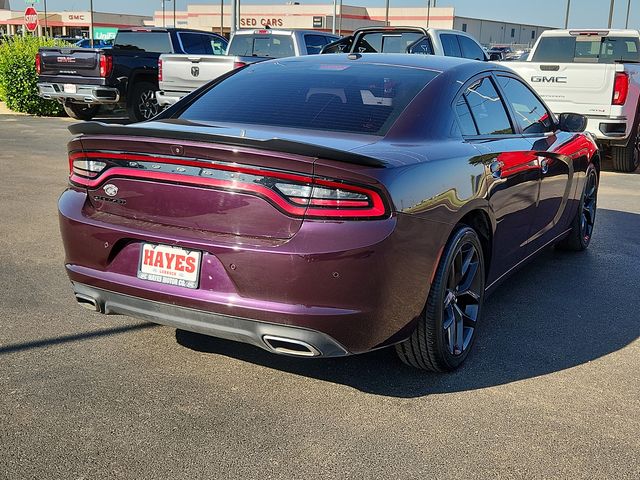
[
  {"left": 35, "top": 53, "right": 41, "bottom": 75},
  {"left": 99, "top": 54, "right": 112, "bottom": 78},
  {"left": 233, "top": 61, "right": 247, "bottom": 69},
  {"left": 158, "top": 58, "right": 163, "bottom": 82},
  {"left": 613, "top": 72, "right": 629, "bottom": 105}
]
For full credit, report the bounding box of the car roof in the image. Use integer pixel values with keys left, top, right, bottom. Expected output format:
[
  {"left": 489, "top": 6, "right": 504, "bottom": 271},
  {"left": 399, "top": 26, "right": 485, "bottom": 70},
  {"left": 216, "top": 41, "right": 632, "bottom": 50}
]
[
  {"left": 233, "top": 29, "right": 337, "bottom": 36},
  {"left": 273, "top": 52, "right": 500, "bottom": 74}
]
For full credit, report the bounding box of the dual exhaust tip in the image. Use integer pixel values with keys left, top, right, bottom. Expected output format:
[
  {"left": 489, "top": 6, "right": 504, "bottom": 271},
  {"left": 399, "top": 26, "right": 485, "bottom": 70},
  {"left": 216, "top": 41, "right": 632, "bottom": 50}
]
[{"left": 74, "top": 295, "right": 321, "bottom": 357}]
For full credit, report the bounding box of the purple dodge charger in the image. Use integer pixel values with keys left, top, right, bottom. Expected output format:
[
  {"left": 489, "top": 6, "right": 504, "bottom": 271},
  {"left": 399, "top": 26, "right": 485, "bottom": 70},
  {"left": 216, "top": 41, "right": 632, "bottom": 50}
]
[{"left": 59, "top": 54, "right": 599, "bottom": 371}]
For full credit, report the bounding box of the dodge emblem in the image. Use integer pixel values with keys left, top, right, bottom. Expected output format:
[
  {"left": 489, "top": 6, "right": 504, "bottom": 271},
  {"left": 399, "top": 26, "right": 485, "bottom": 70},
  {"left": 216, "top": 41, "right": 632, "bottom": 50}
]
[
  {"left": 103, "top": 184, "right": 118, "bottom": 197},
  {"left": 191, "top": 66, "right": 200, "bottom": 77}
]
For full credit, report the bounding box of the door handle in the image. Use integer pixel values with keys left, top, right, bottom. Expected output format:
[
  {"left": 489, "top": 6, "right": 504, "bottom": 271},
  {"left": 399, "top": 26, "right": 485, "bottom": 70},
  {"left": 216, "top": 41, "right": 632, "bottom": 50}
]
[{"left": 490, "top": 160, "right": 504, "bottom": 178}]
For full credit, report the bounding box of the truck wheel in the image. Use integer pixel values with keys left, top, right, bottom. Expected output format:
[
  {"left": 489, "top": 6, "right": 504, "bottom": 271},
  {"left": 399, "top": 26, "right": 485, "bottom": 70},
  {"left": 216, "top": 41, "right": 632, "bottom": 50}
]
[
  {"left": 63, "top": 103, "right": 99, "bottom": 121},
  {"left": 127, "top": 82, "right": 160, "bottom": 122},
  {"left": 611, "top": 125, "right": 640, "bottom": 172}
]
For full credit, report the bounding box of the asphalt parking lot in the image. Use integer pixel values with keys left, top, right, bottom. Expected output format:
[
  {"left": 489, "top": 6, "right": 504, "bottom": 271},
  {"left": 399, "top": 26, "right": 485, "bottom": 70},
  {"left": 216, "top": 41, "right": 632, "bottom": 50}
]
[{"left": 0, "top": 114, "right": 638, "bottom": 479}]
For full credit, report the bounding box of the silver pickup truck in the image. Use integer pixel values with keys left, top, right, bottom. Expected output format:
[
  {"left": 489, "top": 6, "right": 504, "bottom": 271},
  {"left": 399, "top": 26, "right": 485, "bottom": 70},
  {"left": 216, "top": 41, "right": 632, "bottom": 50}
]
[{"left": 156, "top": 29, "right": 339, "bottom": 107}]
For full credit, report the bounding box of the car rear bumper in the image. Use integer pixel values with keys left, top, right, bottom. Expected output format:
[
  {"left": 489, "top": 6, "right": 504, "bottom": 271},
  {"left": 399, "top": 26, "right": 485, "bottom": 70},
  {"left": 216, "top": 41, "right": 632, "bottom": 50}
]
[
  {"left": 156, "top": 90, "right": 186, "bottom": 107},
  {"left": 38, "top": 82, "right": 120, "bottom": 104},
  {"left": 73, "top": 282, "right": 350, "bottom": 357},
  {"left": 586, "top": 116, "right": 632, "bottom": 146},
  {"left": 59, "top": 188, "right": 445, "bottom": 355}
]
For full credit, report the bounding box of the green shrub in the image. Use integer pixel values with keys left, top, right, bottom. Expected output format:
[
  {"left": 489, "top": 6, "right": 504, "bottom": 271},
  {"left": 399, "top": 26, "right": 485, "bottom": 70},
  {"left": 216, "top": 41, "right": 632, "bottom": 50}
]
[{"left": 0, "top": 36, "right": 67, "bottom": 115}]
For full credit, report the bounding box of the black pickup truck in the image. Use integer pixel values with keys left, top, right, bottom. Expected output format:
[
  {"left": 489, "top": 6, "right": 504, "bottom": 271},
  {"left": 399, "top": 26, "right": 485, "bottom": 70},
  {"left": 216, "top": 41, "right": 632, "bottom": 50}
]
[{"left": 37, "top": 28, "right": 228, "bottom": 122}]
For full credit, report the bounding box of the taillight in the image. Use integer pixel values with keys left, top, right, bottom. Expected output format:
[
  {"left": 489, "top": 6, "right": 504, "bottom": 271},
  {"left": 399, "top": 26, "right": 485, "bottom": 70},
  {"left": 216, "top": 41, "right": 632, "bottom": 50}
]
[
  {"left": 99, "top": 54, "right": 112, "bottom": 77},
  {"left": 613, "top": 72, "right": 629, "bottom": 105},
  {"left": 35, "top": 53, "right": 41, "bottom": 75},
  {"left": 68, "top": 151, "right": 388, "bottom": 219},
  {"left": 158, "top": 58, "right": 163, "bottom": 82},
  {"left": 233, "top": 61, "right": 247, "bottom": 69}
]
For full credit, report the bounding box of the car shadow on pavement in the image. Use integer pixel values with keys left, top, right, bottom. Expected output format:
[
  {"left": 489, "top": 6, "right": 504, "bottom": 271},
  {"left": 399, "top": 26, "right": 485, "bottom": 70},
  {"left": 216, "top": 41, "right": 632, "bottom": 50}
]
[{"left": 176, "top": 208, "right": 639, "bottom": 398}]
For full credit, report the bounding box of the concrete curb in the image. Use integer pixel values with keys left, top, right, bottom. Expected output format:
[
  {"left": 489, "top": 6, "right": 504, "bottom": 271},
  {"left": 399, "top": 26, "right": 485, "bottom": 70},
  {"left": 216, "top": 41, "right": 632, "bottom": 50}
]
[{"left": 0, "top": 101, "right": 27, "bottom": 115}]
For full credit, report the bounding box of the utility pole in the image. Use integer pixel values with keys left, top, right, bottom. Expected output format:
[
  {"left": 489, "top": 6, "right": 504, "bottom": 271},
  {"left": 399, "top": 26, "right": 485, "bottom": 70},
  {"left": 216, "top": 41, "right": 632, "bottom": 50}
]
[
  {"left": 230, "top": 0, "right": 236, "bottom": 34},
  {"left": 162, "top": 0, "right": 165, "bottom": 27},
  {"left": 338, "top": 0, "right": 343, "bottom": 35},
  {"left": 220, "top": 0, "right": 224, "bottom": 35},
  {"left": 564, "top": 0, "right": 571, "bottom": 28},
  {"left": 608, "top": 0, "right": 615, "bottom": 28},
  {"left": 173, "top": 0, "right": 176, "bottom": 28},
  {"left": 44, "top": 0, "right": 48, "bottom": 37},
  {"left": 89, "top": 0, "right": 94, "bottom": 47},
  {"left": 427, "top": 0, "right": 431, "bottom": 28},
  {"left": 625, "top": 0, "right": 632, "bottom": 28},
  {"left": 385, "top": 0, "right": 389, "bottom": 26},
  {"left": 333, "top": 0, "right": 337, "bottom": 33}
]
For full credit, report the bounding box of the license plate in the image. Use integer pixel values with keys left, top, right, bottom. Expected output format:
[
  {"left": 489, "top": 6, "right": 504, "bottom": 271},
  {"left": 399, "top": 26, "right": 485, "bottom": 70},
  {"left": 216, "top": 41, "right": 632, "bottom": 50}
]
[
  {"left": 137, "top": 243, "right": 201, "bottom": 289},
  {"left": 63, "top": 83, "right": 77, "bottom": 94}
]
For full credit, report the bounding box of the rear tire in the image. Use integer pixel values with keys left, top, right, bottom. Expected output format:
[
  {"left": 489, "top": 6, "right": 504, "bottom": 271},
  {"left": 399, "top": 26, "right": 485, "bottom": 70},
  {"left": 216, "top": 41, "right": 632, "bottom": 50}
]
[
  {"left": 127, "top": 81, "right": 160, "bottom": 123},
  {"left": 63, "top": 103, "right": 99, "bottom": 121},
  {"left": 556, "top": 166, "right": 598, "bottom": 251},
  {"left": 611, "top": 124, "right": 640, "bottom": 173},
  {"left": 395, "top": 226, "right": 485, "bottom": 372}
]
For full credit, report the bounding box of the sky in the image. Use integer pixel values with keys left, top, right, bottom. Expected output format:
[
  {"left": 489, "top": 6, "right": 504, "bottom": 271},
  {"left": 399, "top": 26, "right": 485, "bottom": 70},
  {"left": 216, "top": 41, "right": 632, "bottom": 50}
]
[{"left": 9, "top": 0, "right": 640, "bottom": 29}]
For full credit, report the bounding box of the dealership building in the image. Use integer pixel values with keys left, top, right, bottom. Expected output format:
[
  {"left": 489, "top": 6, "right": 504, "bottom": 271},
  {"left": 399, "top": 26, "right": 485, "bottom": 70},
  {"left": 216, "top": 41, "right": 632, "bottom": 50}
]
[
  {"left": 152, "top": 4, "right": 554, "bottom": 46},
  {"left": 0, "top": 1, "right": 150, "bottom": 38}
]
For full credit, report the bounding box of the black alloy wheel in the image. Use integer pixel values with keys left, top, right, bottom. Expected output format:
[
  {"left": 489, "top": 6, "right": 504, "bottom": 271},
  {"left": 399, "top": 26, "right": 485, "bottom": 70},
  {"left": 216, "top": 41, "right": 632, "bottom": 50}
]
[
  {"left": 128, "top": 81, "right": 161, "bottom": 122},
  {"left": 556, "top": 166, "right": 598, "bottom": 251},
  {"left": 396, "top": 225, "right": 485, "bottom": 371}
]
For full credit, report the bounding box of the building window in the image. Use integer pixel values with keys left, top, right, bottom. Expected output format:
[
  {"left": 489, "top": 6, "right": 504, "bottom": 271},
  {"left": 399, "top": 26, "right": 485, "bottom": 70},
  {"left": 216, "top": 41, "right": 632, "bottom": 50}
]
[
  {"left": 461, "top": 23, "right": 467, "bottom": 32},
  {"left": 531, "top": 30, "right": 536, "bottom": 39},
  {"left": 511, "top": 28, "right": 516, "bottom": 38}
]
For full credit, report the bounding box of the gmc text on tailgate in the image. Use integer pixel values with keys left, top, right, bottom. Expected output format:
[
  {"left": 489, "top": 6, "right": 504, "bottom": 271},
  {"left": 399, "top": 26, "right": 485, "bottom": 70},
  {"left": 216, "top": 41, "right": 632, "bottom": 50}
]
[{"left": 37, "top": 28, "right": 228, "bottom": 122}]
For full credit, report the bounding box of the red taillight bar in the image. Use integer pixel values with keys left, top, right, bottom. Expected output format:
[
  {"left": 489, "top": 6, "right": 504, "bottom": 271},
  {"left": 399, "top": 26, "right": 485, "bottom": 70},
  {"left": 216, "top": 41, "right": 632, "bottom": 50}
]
[
  {"left": 68, "top": 151, "right": 388, "bottom": 219},
  {"left": 35, "top": 53, "right": 41, "bottom": 75},
  {"left": 613, "top": 72, "right": 629, "bottom": 106},
  {"left": 158, "top": 58, "right": 163, "bottom": 82},
  {"left": 99, "top": 54, "right": 112, "bottom": 78}
]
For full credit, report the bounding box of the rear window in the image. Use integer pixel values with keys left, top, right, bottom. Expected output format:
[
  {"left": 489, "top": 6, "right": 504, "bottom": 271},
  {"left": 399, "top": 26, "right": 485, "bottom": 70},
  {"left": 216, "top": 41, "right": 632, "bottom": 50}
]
[
  {"left": 113, "top": 31, "right": 173, "bottom": 53},
  {"left": 179, "top": 61, "right": 438, "bottom": 135},
  {"left": 353, "top": 32, "right": 424, "bottom": 53},
  {"left": 228, "top": 34, "right": 295, "bottom": 58},
  {"left": 532, "top": 35, "right": 640, "bottom": 63}
]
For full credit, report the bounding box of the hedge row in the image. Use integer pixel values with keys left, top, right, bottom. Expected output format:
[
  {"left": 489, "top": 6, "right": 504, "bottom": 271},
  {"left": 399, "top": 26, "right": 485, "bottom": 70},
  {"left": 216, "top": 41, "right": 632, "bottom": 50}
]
[{"left": 0, "top": 36, "right": 67, "bottom": 116}]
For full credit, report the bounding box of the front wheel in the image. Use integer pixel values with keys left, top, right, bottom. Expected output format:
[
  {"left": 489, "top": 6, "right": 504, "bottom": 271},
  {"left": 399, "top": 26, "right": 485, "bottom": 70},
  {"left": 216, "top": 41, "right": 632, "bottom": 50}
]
[
  {"left": 396, "top": 226, "right": 485, "bottom": 372},
  {"left": 127, "top": 81, "right": 160, "bottom": 123},
  {"left": 556, "top": 166, "right": 598, "bottom": 251},
  {"left": 63, "top": 103, "right": 99, "bottom": 121}
]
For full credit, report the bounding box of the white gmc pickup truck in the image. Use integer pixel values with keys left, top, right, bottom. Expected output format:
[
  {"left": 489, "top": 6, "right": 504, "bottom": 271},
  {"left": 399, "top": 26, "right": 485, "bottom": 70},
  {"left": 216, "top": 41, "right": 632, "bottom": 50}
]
[{"left": 508, "top": 29, "right": 640, "bottom": 172}]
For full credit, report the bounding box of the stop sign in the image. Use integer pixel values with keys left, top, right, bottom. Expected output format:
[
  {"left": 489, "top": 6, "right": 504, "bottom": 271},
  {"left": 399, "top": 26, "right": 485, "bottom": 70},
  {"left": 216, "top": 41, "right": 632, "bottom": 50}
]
[{"left": 24, "top": 7, "right": 38, "bottom": 32}]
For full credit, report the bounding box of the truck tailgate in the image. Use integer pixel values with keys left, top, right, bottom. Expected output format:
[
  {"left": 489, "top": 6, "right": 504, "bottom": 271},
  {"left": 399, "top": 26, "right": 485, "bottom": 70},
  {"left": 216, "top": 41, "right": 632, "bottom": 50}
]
[
  {"left": 507, "top": 62, "right": 618, "bottom": 117},
  {"left": 159, "top": 54, "right": 237, "bottom": 91},
  {"left": 39, "top": 48, "right": 103, "bottom": 79}
]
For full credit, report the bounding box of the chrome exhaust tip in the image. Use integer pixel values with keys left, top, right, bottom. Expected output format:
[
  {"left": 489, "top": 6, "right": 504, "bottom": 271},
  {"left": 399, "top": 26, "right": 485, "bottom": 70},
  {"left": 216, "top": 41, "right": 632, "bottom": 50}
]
[
  {"left": 75, "top": 294, "right": 101, "bottom": 313},
  {"left": 263, "top": 335, "right": 320, "bottom": 357}
]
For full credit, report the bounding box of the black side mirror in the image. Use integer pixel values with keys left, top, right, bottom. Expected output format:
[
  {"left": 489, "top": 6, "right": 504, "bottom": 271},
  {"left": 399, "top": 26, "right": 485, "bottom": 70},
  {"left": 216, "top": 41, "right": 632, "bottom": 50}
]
[
  {"left": 489, "top": 53, "right": 502, "bottom": 61},
  {"left": 558, "top": 113, "right": 587, "bottom": 132}
]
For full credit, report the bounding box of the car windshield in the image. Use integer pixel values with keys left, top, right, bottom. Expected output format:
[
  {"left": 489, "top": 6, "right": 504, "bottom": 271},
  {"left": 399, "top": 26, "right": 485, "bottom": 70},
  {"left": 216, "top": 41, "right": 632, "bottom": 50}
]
[
  {"left": 228, "top": 34, "right": 295, "bottom": 57},
  {"left": 178, "top": 60, "right": 439, "bottom": 135},
  {"left": 532, "top": 35, "right": 640, "bottom": 63}
]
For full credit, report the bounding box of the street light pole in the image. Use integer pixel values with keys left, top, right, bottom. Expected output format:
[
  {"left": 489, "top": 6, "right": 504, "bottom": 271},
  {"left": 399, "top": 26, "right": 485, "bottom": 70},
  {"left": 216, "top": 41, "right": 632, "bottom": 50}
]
[
  {"left": 44, "top": 0, "right": 48, "bottom": 37},
  {"left": 608, "top": 0, "right": 615, "bottom": 28},
  {"left": 564, "top": 0, "right": 571, "bottom": 28},
  {"left": 625, "top": 0, "right": 632, "bottom": 28},
  {"left": 90, "top": 0, "right": 94, "bottom": 47},
  {"left": 173, "top": 0, "right": 176, "bottom": 28},
  {"left": 427, "top": 0, "right": 431, "bottom": 28},
  {"left": 385, "top": 0, "right": 389, "bottom": 26},
  {"left": 220, "top": 0, "right": 224, "bottom": 35},
  {"left": 332, "top": 0, "right": 337, "bottom": 34}
]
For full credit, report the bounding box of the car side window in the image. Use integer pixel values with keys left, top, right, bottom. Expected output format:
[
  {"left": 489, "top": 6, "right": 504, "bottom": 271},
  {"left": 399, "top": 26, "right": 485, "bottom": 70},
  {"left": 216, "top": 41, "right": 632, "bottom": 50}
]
[
  {"left": 305, "top": 34, "right": 330, "bottom": 55},
  {"left": 455, "top": 96, "right": 478, "bottom": 135},
  {"left": 497, "top": 76, "right": 553, "bottom": 134},
  {"left": 208, "top": 36, "right": 228, "bottom": 55},
  {"left": 440, "top": 33, "right": 462, "bottom": 57},
  {"left": 179, "top": 33, "right": 207, "bottom": 54},
  {"left": 462, "top": 77, "right": 514, "bottom": 135},
  {"left": 458, "top": 35, "right": 486, "bottom": 61}
]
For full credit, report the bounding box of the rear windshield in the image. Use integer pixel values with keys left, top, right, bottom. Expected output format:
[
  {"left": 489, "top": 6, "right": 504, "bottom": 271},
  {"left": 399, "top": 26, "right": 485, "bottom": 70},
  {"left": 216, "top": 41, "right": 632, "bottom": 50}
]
[
  {"left": 113, "top": 31, "right": 173, "bottom": 53},
  {"left": 179, "top": 61, "right": 438, "bottom": 135},
  {"left": 532, "top": 35, "right": 640, "bottom": 63},
  {"left": 228, "top": 34, "right": 295, "bottom": 58},
  {"left": 354, "top": 32, "right": 425, "bottom": 53}
]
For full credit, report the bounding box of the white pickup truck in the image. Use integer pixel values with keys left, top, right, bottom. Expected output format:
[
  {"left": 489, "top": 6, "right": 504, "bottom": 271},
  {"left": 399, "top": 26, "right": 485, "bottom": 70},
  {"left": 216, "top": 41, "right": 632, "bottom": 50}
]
[
  {"left": 156, "top": 29, "right": 339, "bottom": 107},
  {"left": 508, "top": 29, "right": 640, "bottom": 172}
]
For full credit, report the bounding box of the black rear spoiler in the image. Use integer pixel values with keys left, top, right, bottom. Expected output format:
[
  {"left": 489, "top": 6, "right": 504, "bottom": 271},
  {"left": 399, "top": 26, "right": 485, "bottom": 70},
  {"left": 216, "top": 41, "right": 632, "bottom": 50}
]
[{"left": 68, "top": 121, "right": 386, "bottom": 168}]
